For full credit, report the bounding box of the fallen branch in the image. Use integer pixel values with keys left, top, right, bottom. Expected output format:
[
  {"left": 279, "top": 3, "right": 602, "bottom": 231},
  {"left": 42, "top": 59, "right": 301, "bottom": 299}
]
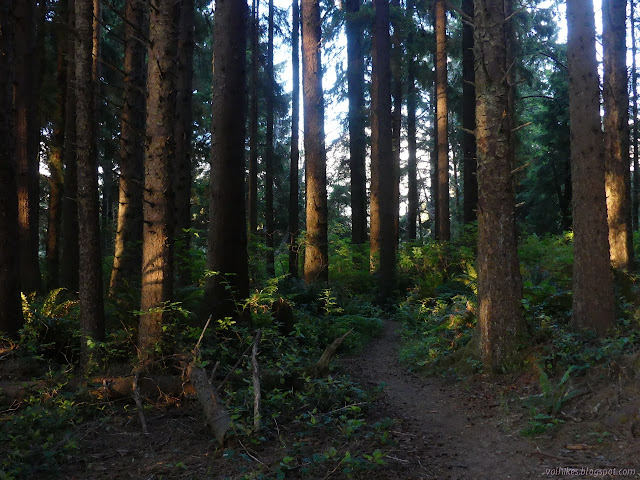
[
  {"left": 251, "top": 330, "right": 263, "bottom": 433},
  {"left": 132, "top": 372, "right": 149, "bottom": 435},
  {"left": 306, "top": 329, "right": 353, "bottom": 377}
]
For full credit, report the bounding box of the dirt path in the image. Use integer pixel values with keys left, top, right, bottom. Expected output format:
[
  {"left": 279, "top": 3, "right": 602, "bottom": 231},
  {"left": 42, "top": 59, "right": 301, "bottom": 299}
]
[{"left": 341, "top": 320, "right": 627, "bottom": 480}]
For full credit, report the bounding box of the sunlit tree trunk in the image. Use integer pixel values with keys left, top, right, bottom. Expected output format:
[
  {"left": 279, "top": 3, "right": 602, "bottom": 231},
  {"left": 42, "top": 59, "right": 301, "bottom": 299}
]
[
  {"left": 76, "top": 0, "right": 105, "bottom": 363},
  {"left": 435, "top": 0, "right": 449, "bottom": 241},
  {"left": 566, "top": 0, "right": 615, "bottom": 331},
  {"left": 370, "top": 0, "right": 394, "bottom": 299},
  {"left": 474, "top": 0, "right": 526, "bottom": 371},
  {"left": 289, "top": 0, "right": 300, "bottom": 277},
  {"left": 248, "top": 0, "right": 259, "bottom": 236},
  {"left": 0, "top": 0, "right": 23, "bottom": 336},
  {"left": 110, "top": 0, "right": 146, "bottom": 297},
  {"left": 265, "top": 0, "right": 275, "bottom": 276},
  {"left": 15, "top": 0, "right": 42, "bottom": 294},
  {"left": 302, "top": 0, "right": 329, "bottom": 283},
  {"left": 203, "top": 0, "right": 251, "bottom": 321},
  {"left": 174, "top": 0, "right": 195, "bottom": 286},
  {"left": 462, "top": 0, "right": 477, "bottom": 225},
  {"left": 406, "top": 0, "right": 418, "bottom": 240},
  {"left": 603, "top": 0, "right": 632, "bottom": 270},
  {"left": 139, "top": 0, "right": 179, "bottom": 356},
  {"left": 345, "top": 0, "right": 367, "bottom": 245}
]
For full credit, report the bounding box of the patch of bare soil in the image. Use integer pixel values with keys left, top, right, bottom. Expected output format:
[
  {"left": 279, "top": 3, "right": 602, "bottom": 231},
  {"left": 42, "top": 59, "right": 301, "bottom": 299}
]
[{"left": 340, "top": 320, "right": 640, "bottom": 479}]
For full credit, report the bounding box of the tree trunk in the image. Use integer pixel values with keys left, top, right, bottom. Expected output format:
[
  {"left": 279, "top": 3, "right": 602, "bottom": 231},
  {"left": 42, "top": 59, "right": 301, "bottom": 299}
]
[
  {"left": 15, "top": 0, "right": 42, "bottom": 294},
  {"left": 345, "top": 0, "right": 367, "bottom": 246},
  {"left": 370, "top": 0, "right": 394, "bottom": 299},
  {"left": 203, "top": 0, "right": 251, "bottom": 321},
  {"left": 391, "top": 0, "right": 402, "bottom": 247},
  {"left": 289, "top": 0, "right": 300, "bottom": 278},
  {"left": 566, "top": 0, "right": 615, "bottom": 331},
  {"left": 0, "top": 0, "right": 24, "bottom": 336},
  {"left": 139, "top": 0, "right": 179, "bottom": 356},
  {"left": 406, "top": 0, "right": 418, "bottom": 240},
  {"left": 265, "top": 0, "right": 275, "bottom": 276},
  {"left": 431, "top": 74, "right": 438, "bottom": 239},
  {"left": 47, "top": 0, "right": 68, "bottom": 290},
  {"left": 76, "top": 0, "right": 105, "bottom": 364},
  {"left": 435, "top": 0, "right": 449, "bottom": 241},
  {"left": 248, "top": 0, "right": 259, "bottom": 235},
  {"left": 109, "top": 0, "right": 146, "bottom": 297},
  {"left": 474, "top": 0, "right": 526, "bottom": 371},
  {"left": 302, "top": 0, "right": 329, "bottom": 283},
  {"left": 633, "top": 3, "right": 639, "bottom": 231},
  {"left": 174, "top": 0, "right": 195, "bottom": 287},
  {"left": 603, "top": 0, "right": 633, "bottom": 270},
  {"left": 61, "top": 0, "right": 79, "bottom": 292},
  {"left": 462, "top": 0, "right": 477, "bottom": 225}
]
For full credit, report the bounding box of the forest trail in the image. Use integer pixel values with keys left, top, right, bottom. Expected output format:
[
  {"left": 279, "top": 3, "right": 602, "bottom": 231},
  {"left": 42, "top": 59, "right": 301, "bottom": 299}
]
[{"left": 342, "top": 320, "right": 623, "bottom": 480}]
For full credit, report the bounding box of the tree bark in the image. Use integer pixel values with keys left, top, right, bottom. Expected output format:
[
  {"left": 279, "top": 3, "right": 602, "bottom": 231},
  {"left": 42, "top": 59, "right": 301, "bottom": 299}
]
[
  {"left": 406, "top": 0, "right": 418, "bottom": 240},
  {"left": 603, "top": 0, "right": 632, "bottom": 270},
  {"left": 15, "top": 0, "right": 42, "bottom": 294},
  {"left": 435, "top": 0, "right": 450, "bottom": 241},
  {"left": 203, "top": 0, "right": 251, "bottom": 321},
  {"left": 370, "top": 0, "right": 395, "bottom": 299},
  {"left": 633, "top": 3, "right": 639, "bottom": 231},
  {"left": 174, "top": 0, "right": 195, "bottom": 286},
  {"left": 76, "top": 0, "right": 105, "bottom": 363},
  {"left": 248, "top": 0, "right": 259, "bottom": 236},
  {"left": 109, "top": 0, "right": 146, "bottom": 297},
  {"left": 391, "top": 0, "right": 402, "bottom": 246},
  {"left": 474, "top": 0, "right": 526, "bottom": 371},
  {"left": 139, "top": 0, "right": 179, "bottom": 356},
  {"left": 0, "top": 0, "right": 23, "bottom": 336},
  {"left": 302, "top": 0, "right": 329, "bottom": 283},
  {"left": 566, "top": 0, "right": 615, "bottom": 331},
  {"left": 265, "top": 0, "right": 275, "bottom": 276},
  {"left": 289, "top": 0, "right": 300, "bottom": 277},
  {"left": 462, "top": 0, "right": 477, "bottom": 225}
]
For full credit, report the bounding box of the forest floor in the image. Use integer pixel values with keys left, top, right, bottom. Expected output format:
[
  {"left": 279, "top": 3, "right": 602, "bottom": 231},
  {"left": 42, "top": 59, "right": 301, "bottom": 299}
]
[{"left": 20, "top": 319, "right": 640, "bottom": 479}]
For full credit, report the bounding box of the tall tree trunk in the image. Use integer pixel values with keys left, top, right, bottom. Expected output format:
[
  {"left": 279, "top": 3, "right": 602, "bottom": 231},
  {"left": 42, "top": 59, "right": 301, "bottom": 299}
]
[
  {"left": 406, "top": 0, "right": 418, "bottom": 240},
  {"left": 474, "top": 0, "right": 526, "bottom": 371},
  {"left": 435, "top": 0, "right": 449, "bottom": 241},
  {"left": 345, "top": 0, "right": 367, "bottom": 245},
  {"left": 633, "top": 3, "right": 639, "bottom": 231},
  {"left": 302, "top": 0, "right": 329, "bottom": 283},
  {"left": 47, "top": 0, "right": 68, "bottom": 290},
  {"left": 15, "top": 0, "right": 42, "bottom": 294},
  {"left": 289, "top": 0, "right": 300, "bottom": 277},
  {"left": 603, "top": 0, "right": 633, "bottom": 270},
  {"left": 462, "top": 0, "right": 477, "bottom": 224},
  {"left": 431, "top": 72, "right": 438, "bottom": 239},
  {"left": 110, "top": 0, "right": 146, "bottom": 297},
  {"left": 265, "top": 0, "right": 275, "bottom": 276},
  {"left": 391, "top": 0, "right": 402, "bottom": 246},
  {"left": 174, "top": 0, "right": 195, "bottom": 286},
  {"left": 566, "top": 0, "right": 615, "bottom": 331},
  {"left": 248, "top": 0, "right": 259, "bottom": 235},
  {"left": 0, "top": 0, "right": 23, "bottom": 336},
  {"left": 76, "top": 0, "right": 105, "bottom": 364},
  {"left": 61, "top": 0, "right": 79, "bottom": 292},
  {"left": 370, "top": 0, "right": 394, "bottom": 299},
  {"left": 139, "top": 0, "right": 179, "bottom": 356},
  {"left": 204, "top": 0, "right": 250, "bottom": 321}
]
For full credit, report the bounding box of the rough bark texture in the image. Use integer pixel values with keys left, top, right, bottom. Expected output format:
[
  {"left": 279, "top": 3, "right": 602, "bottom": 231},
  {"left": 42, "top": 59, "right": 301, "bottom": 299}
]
[
  {"left": 0, "top": 0, "right": 23, "bottom": 336},
  {"left": 435, "top": 0, "right": 450, "bottom": 241},
  {"left": 370, "top": 0, "right": 395, "bottom": 299},
  {"left": 302, "top": 0, "right": 329, "bottom": 283},
  {"left": 15, "top": 0, "right": 42, "bottom": 294},
  {"left": 248, "top": 0, "right": 259, "bottom": 235},
  {"left": 109, "top": 0, "right": 146, "bottom": 297},
  {"left": 289, "top": 0, "right": 300, "bottom": 278},
  {"left": 391, "top": 0, "right": 402, "bottom": 246},
  {"left": 76, "top": 0, "right": 105, "bottom": 363},
  {"left": 603, "top": 0, "right": 632, "bottom": 270},
  {"left": 174, "top": 0, "right": 195, "bottom": 286},
  {"left": 61, "top": 0, "right": 79, "bottom": 292},
  {"left": 47, "top": 2, "right": 68, "bottom": 290},
  {"left": 406, "top": 0, "right": 418, "bottom": 240},
  {"left": 265, "top": 0, "right": 275, "bottom": 276},
  {"left": 462, "top": 0, "right": 477, "bottom": 224},
  {"left": 474, "top": 0, "right": 526, "bottom": 371},
  {"left": 139, "top": 0, "right": 179, "bottom": 356},
  {"left": 633, "top": 4, "right": 639, "bottom": 231},
  {"left": 566, "top": 0, "right": 615, "bottom": 331},
  {"left": 203, "top": 0, "right": 250, "bottom": 321},
  {"left": 345, "top": 0, "right": 367, "bottom": 245}
]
